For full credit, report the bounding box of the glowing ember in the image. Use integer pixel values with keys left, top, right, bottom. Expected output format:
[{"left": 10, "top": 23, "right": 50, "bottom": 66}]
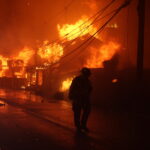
[
  {"left": 112, "top": 79, "right": 118, "bottom": 83},
  {"left": 60, "top": 77, "right": 73, "bottom": 92},
  {"left": 85, "top": 41, "right": 120, "bottom": 68},
  {"left": 38, "top": 42, "right": 63, "bottom": 64},
  {"left": 57, "top": 16, "right": 98, "bottom": 41}
]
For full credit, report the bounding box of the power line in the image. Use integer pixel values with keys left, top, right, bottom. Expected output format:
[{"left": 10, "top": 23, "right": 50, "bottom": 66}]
[
  {"left": 35, "top": 5, "right": 118, "bottom": 65},
  {"left": 42, "top": 0, "right": 117, "bottom": 46},
  {"left": 61, "top": 8, "right": 119, "bottom": 50},
  {"left": 59, "top": 0, "right": 116, "bottom": 40},
  {"left": 34, "top": 7, "right": 118, "bottom": 66},
  {"left": 39, "top": 0, "right": 117, "bottom": 60},
  {"left": 49, "top": 0, "right": 132, "bottom": 68}
]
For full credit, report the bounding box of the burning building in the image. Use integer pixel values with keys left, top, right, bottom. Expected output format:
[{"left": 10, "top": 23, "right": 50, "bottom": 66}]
[{"left": 0, "top": 0, "right": 135, "bottom": 99}]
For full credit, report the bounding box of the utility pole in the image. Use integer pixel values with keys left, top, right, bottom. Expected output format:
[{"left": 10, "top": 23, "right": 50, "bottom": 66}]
[{"left": 137, "top": 0, "right": 146, "bottom": 81}]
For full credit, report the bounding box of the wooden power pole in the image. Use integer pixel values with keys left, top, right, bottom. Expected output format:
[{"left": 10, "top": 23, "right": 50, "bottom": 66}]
[{"left": 137, "top": 0, "right": 146, "bottom": 81}]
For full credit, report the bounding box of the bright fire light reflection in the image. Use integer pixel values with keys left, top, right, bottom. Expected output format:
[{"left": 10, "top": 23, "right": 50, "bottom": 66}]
[{"left": 60, "top": 77, "right": 73, "bottom": 92}]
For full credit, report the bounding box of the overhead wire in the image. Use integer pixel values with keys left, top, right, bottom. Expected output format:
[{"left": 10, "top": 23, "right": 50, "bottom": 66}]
[
  {"left": 58, "top": 1, "right": 117, "bottom": 47},
  {"left": 59, "top": 0, "right": 116, "bottom": 40},
  {"left": 60, "top": 0, "right": 132, "bottom": 66},
  {"left": 39, "top": 8, "right": 119, "bottom": 68},
  {"left": 39, "top": 0, "right": 117, "bottom": 60},
  {"left": 2, "top": 0, "right": 115, "bottom": 67},
  {"left": 60, "top": 8, "right": 119, "bottom": 50},
  {"left": 34, "top": 7, "right": 118, "bottom": 68},
  {"left": 42, "top": 0, "right": 117, "bottom": 46},
  {"left": 49, "top": 0, "right": 132, "bottom": 68}
]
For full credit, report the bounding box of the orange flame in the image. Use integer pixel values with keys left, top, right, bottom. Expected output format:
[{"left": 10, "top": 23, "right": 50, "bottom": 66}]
[
  {"left": 12, "top": 48, "right": 34, "bottom": 78},
  {"left": 60, "top": 77, "right": 73, "bottom": 92},
  {"left": 15, "top": 47, "right": 34, "bottom": 66},
  {"left": 38, "top": 41, "right": 63, "bottom": 64},
  {"left": 85, "top": 42, "right": 120, "bottom": 68},
  {"left": 0, "top": 55, "right": 8, "bottom": 77},
  {"left": 57, "top": 16, "right": 98, "bottom": 41},
  {"left": 0, "top": 55, "right": 8, "bottom": 67}
]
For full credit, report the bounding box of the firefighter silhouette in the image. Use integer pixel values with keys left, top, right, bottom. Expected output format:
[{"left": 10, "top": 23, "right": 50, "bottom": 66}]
[{"left": 69, "top": 67, "right": 92, "bottom": 132}]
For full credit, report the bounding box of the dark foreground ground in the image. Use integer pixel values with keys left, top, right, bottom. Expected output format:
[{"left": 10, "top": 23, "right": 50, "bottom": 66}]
[{"left": 0, "top": 89, "right": 149, "bottom": 150}]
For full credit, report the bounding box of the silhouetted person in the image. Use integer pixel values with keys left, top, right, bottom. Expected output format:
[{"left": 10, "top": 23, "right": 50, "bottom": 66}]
[{"left": 69, "top": 67, "right": 92, "bottom": 132}]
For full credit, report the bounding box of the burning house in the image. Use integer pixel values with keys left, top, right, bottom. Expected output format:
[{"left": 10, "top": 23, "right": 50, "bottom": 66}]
[{"left": 0, "top": 0, "right": 135, "bottom": 100}]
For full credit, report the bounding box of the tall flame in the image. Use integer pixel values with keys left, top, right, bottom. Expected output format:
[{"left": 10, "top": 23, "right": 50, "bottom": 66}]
[
  {"left": 0, "top": 55, "right": 8, "bottom": 77},
  {"left": 85, "top": 42, "right": 120, "bottom": 68},
  {"left": 57, "top": 16, "right": 98, "bottom": 41},
  {"left": 15, "top": 47, "right": 34, "bottom": 66},
  {"left": 38, "top": 41, "right": 63, "bottom": 64},
  {"left": 0, "top": 8, "right": 122, "bottom": 92}
]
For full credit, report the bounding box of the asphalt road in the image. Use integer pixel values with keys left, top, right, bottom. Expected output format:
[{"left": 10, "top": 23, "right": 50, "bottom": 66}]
[
  {"left": 0, "top": 89, "right": 137, "bottom": 150},
  {"left": 0, "top": 102, "right": 77, "bottom": 150}
]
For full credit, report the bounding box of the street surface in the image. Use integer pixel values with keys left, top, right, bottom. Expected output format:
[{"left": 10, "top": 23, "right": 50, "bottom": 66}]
[{"left": 0, "top": 89, "right": 135, "bottom": 150}]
